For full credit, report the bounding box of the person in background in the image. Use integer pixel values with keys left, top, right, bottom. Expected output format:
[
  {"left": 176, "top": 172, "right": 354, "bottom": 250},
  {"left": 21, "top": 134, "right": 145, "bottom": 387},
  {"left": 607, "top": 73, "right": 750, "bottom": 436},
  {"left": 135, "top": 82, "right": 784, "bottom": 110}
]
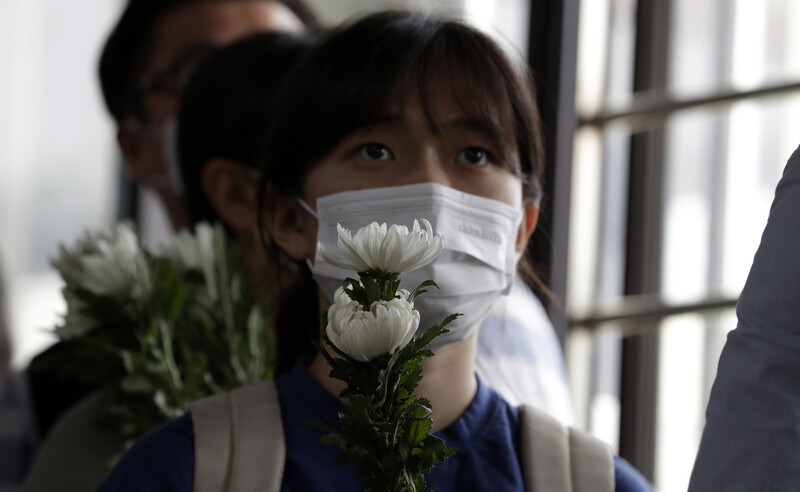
[
  {"left": 25, "top": 0, "right": 319, "bottom": 445},
  {"left": 176, "top": 31, "right": 319, "bottom": 375},
  {"left": 21, "top": 31, "right": 317, "bottom": 492},
  {"left": 0, "top": 264, "right": 39, "bottom": 492},
  {"left": 103, "top": 0, "right": 316, "bottom": 231},
  {"left": 688, "top": 145, "right": 800, "bottom": 490},
  {"left": 19, "top": 2, "right": 318, "bottom": 490}
]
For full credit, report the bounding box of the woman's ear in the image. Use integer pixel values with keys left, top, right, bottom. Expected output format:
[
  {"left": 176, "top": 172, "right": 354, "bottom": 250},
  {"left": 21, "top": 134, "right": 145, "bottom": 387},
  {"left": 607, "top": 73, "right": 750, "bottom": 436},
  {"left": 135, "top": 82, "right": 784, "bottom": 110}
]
[
  {"left": 201, "top": 159, "right": 259, "bottom": 233},
  {"left": 263, "top": 186, "right": 317, "bottom": 261},
  {"left": 515, "top": 203, "right": 539, "bottom": 257}
]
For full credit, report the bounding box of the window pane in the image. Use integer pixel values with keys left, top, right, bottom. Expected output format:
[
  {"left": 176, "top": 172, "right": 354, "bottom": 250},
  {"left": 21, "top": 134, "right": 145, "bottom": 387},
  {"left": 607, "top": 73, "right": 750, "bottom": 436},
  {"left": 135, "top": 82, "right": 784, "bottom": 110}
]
[
  {"left": 662, "top": 98, "right": 799, "bottom": 303},
  {"left": 669, "top": 0, "right": 800, "bottom": 97},
  {"left": 0, "top": 0, "right": 124, "bottom": 367},
  {"left": 655, "top": 309, "right": 736, "bottom": 492}
]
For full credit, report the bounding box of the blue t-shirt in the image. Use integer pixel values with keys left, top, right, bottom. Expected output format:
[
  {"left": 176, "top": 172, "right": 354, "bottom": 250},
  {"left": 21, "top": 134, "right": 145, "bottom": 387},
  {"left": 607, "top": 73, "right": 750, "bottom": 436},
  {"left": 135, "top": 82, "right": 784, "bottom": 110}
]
[{"left": 100, "top": 362, "right": 651, "bottom": 491}]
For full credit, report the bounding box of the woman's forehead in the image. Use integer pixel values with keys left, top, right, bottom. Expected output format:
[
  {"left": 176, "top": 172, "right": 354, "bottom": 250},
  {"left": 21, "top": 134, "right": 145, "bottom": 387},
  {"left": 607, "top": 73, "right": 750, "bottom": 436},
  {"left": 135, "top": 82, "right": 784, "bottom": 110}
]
[{"left": 377, "top": 78, "right": 510, "bottom": 132}]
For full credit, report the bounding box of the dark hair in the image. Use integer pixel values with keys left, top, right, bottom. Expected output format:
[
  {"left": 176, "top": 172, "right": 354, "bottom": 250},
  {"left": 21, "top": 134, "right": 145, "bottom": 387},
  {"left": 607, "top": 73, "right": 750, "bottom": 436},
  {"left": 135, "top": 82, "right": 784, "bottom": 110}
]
[
  {"left": 177, "top": 32, "right": 316, "bottom": 228},
  {"left": 98, "top": 0, "right": 320, "bottom": 121},
  {"left": 257, "top": 11, "right": 546, "bottom": 365},
  {"left": 260, "top": 11, "right": 544, "bottom": 202}
]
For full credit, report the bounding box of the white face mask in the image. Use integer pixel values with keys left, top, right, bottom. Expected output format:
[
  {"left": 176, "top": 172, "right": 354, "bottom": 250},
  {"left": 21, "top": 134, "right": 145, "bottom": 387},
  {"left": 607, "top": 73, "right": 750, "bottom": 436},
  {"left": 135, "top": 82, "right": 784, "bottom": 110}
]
[
  {"left": 129, "top": 118, "right": 184, "bottom": 195},
  {"left": 302, "top": 182, "right": 524, "bottom": 348},
  {"left": 162, "top": 118, "right": 184, "bottom": 195}
]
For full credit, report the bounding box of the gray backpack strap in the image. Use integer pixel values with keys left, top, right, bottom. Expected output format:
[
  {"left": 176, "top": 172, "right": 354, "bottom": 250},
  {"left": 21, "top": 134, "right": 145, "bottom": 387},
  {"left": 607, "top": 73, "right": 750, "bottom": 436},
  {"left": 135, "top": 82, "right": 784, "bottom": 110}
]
[
  {"left": 191, "top": 392, "right": 234, "bottom": 492},
  {"left": 520, "top": 405, "right": 571, "bottom": 491},
  {"left": 567, "top": 426, "right": 614, "bottom": 492},
  {"left": 519, "top": 405, "right": 614, "bottom": 492},
  {"left": 228, "top": 381, "right": 286, "bottom": 491},
  {"left": 190, "top": 381, "right": 285, "bottom": 492}
]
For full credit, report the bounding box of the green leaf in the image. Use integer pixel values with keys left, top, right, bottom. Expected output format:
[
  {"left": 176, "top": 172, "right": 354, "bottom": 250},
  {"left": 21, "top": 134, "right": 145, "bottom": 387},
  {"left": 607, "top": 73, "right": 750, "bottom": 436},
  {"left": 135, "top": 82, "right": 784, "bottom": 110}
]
[
  {"left": 407, "top": 280, "right": 439, "bottom": 303},
  {"left": 120, "top": 375, "right": 154, "bottom": 393}
]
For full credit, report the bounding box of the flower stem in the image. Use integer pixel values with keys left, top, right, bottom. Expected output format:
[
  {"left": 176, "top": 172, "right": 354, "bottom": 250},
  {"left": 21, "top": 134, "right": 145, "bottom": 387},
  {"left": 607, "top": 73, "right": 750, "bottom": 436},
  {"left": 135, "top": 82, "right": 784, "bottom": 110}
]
[{"left": 157, "top": 319, "right": 183, "bottom": 390}]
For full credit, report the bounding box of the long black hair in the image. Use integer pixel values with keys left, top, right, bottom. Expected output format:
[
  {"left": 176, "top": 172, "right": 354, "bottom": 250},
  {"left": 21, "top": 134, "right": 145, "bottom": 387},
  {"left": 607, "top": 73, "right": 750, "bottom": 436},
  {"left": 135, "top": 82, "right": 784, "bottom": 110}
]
[
  {"left": 259, "top": 11, "right": 544, "bottom": 202},
  {"left": 256, "top": 11, "right": 547, "bottom": 370},
  {"left": 177, "top": 32, "right": 316, "bottom": 228}
]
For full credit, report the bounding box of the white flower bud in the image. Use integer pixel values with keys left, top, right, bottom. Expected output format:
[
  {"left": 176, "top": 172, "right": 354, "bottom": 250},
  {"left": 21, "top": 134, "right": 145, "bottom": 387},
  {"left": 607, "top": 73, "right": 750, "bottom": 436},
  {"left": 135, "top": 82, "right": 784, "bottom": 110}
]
[
  {"left": 160, "top": 222, "right": 215, "bottom": 273},
  {"left": 326, "top": 287, "right": 419, "bottom": 362},
  {"left": 78, "top": 225, "right": 143, "bottom": 296},
  {"left": 50, "top": 223, "right": 145, "bottom": 297}
]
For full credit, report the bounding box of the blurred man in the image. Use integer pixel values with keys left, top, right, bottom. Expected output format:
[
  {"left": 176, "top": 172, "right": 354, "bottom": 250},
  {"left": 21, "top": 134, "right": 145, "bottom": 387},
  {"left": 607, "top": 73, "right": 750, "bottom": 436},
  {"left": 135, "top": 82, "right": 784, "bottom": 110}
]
[
  {"left": 100, "top": 0, "right": 317, "bottom": 229},
  {"left": 18, "top": 3, "right": 319, "bottom": 490},
  {"left": 26, "top": 0, "right": 319, "bottom": 454}
]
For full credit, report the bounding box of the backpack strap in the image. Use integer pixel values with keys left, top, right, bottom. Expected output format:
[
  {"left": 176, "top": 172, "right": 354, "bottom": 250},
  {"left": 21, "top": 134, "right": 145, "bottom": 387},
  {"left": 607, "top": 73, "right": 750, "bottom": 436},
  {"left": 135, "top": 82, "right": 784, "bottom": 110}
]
[
  {"left": 519, "top": 405, "right": 614, "bottom": 492},
  {"left": 190, "top": 381, "right": 285, "bottom": 492},
  {"left": 191, "top": 392, "right": 233, "bottom": 492}
]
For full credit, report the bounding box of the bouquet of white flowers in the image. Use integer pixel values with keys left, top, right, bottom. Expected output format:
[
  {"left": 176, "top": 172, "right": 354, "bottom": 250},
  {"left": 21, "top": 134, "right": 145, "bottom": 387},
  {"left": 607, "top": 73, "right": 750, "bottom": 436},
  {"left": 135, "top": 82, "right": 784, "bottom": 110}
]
[{"left": 46, "top": 222, "right": 275, "bottom": 445}]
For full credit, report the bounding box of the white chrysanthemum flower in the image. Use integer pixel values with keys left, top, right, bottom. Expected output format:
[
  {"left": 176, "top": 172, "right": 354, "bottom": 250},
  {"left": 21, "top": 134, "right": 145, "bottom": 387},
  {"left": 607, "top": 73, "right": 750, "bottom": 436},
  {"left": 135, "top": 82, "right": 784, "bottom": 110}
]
[
  {"left": 56, "top": 290, "right": 97, "bottom": 338},
  {"left": 318, "top": 219, "right": 444, "bottom": 274},
  {"left": 160, "top": 222, "right": 215, "bottom": 273},
  {"left": 326, "top": 287, "right": 419, "bottom": 362},
  {"left": 52, "top": 223, "right": 138, "bottom": 287},
  {"left": 68, "top": 224, "right": 145, "bottom": 297}
]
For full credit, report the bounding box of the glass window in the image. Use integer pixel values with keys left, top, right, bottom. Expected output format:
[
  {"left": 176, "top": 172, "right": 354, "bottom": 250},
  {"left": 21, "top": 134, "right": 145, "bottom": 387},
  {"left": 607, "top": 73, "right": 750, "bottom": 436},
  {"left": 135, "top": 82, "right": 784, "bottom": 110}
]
[
  {"left": 570, "top": 0, "right": 800, "bottom": 490},
  {"left": 0, "top": 0, "right": 125, "bottom": 367}
]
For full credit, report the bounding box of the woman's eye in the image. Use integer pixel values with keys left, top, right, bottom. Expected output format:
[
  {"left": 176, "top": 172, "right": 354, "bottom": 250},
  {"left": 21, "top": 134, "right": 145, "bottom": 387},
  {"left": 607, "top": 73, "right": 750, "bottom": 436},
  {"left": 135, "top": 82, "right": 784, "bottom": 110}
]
[
  {"left": 357, "top": 143, "right": 394, "bottom": 161},
  {"left": 456, "top": 147, "right": 489, "bottom": 166}
]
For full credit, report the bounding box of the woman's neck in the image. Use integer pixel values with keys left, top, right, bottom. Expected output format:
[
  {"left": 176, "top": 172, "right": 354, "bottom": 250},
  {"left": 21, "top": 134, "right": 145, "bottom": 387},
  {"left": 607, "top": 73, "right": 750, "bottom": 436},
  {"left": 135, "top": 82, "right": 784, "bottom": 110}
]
[{"left": 308, "top": 332, "right": 479, "bottom": 432}]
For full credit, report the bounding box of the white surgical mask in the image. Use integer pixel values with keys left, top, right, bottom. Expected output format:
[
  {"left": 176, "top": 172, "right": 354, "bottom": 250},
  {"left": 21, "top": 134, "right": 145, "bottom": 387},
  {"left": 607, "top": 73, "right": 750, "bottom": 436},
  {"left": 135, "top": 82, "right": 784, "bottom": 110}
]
[
  {"left": 302, "top": 182, "right": 524, "bottom": 348},
  {"left": 162, "top": 118, "right": 184, "bottom": 195},
  {"left": 129, "top": 118, "right": 184, "bottom": 195}
]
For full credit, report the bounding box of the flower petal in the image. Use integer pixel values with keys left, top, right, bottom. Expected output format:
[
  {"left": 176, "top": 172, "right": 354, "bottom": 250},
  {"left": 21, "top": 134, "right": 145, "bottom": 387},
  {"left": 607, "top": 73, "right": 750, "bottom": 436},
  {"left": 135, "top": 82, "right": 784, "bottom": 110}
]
[
  {"left": 316, "top": 219, "right": 444, "bottom": 274},
  {"left": 319, "top": 241, "right": 364, "bottom": 271},
  {"left": 325, "top": 284, "right": 418, "bottom": 361}
]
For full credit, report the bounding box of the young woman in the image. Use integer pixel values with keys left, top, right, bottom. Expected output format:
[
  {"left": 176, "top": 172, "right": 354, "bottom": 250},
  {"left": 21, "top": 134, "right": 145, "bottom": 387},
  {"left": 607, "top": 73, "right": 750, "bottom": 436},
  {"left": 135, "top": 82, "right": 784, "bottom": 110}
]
[
  {"left": 99, "top": 12, "right": 652, "bottom": 491},
  {"left": 178, "top": 28, "right": 569, "bottom": 412}
]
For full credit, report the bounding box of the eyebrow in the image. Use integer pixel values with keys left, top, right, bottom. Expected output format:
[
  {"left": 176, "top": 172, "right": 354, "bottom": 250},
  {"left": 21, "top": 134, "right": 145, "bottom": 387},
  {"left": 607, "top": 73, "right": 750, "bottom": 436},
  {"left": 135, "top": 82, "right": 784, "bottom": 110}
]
[{"left": 439, "top": 116, "right": 516, "bottom": 167}]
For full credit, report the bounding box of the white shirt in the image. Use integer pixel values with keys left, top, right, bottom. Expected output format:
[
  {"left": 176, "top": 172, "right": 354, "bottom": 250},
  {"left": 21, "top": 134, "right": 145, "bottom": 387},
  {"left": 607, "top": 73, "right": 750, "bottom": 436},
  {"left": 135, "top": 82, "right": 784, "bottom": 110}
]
[{"left": 476, "top": 276, "right": 573, "bottom": 425}]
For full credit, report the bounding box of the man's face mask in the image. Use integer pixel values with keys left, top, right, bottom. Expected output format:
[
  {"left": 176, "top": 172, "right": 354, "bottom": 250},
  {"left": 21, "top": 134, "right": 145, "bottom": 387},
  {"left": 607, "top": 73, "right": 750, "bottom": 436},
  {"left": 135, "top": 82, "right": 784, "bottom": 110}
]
[{"left": 128, "top": 118, "right": 184, "bottom": 195}]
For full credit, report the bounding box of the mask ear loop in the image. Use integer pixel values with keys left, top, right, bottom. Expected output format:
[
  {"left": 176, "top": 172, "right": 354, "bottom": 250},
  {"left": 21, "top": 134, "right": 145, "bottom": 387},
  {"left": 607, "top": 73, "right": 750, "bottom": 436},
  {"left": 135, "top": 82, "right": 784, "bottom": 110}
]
[
  {"left": 162, "top": 119, "right": 183, "bottom": 195},
  {"left": 295, "top": 196, "right": 319, "bottom": 220},
  {"left": 293, "top": 197, "right": 319, "bottom": 269}
]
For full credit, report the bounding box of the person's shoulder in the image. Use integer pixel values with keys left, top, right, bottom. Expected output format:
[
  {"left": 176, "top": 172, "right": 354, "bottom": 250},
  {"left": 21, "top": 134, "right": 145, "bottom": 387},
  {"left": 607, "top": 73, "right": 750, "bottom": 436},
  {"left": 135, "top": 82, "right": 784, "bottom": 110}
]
[
  {"left": 21, "top": 392, "right": 124, "bottom": 492},
  {"left": 613, "top": 456, "right": 654, "bottom": 492},
  {"left": 98, "top": 413, "right": 195, "bottom": 492}
]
